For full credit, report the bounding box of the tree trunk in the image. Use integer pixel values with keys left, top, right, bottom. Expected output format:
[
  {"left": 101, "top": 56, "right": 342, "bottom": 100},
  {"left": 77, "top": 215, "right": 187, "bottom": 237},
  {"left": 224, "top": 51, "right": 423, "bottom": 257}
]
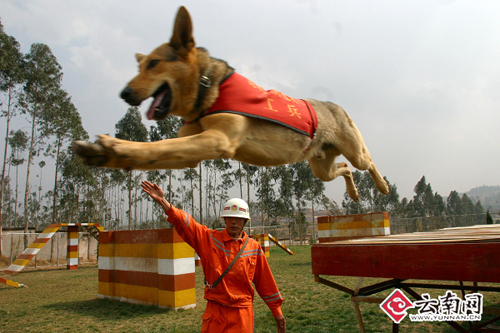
[
  {"left": 23, "top": 106, "right": 38, "bottom": 249},
  {"left": 51, "top": 138, "right": 62, "bottom": 225},
  {"left": 0, "top": 88, "right": 15, "bottom": 256},
  {"left": 128, "top": 171, "right": 132, "bottom": 230},
  {"left": 238, "top": 162, "right": 243, "bottom": 199},
  {"left": 199, "top": 164, "right": 203, "bottom": 224}
]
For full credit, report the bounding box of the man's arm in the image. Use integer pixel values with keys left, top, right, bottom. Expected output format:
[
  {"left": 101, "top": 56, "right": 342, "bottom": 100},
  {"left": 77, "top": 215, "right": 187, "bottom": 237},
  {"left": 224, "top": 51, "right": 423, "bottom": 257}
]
[
  {"left": 141, "top": 181, "right": 171, "bottom": 212},
  {"left": 141, "top": 180, "right": 206, "bottom": 253},
  {"left": 253, "top": 250, "right": 286, "bottom": 332}
]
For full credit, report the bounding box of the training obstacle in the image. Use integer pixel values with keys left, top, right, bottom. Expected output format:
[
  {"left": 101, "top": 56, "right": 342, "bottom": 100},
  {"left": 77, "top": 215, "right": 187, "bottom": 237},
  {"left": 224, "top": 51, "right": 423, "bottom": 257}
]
[
  {"left": 250, "top": 234, "right": 270, "bottom": 257},
  {"left": 317, "top": 212, "right": 390, "bottom": 243},
  {"left": 98, "top": 228, "right": 196, "bottom": 309},
  {"left": 1, "top": 223, "right": 103, "bottom": 287},
  {"left": 0, "top": 277, "right": 26, "bottom": 288},
  {"left": 250, "top": 233, "right": 294, "bottom": 256},
  {"left": 268, "top": 233, "right": 294, "bottom": 255}
]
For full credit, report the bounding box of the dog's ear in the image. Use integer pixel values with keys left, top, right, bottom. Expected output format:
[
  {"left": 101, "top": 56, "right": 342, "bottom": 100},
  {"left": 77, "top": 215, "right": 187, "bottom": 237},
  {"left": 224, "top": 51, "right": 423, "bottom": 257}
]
[
  {"left": 135, "top": 53, "right": 146, "bottom": 63},
  {"left": 169, "top": 6, "right": 195, "bottom": 56}
]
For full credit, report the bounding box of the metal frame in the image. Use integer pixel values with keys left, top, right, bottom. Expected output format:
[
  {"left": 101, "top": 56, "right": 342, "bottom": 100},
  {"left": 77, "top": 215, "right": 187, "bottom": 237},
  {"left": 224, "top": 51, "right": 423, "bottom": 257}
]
[{"left": 315, "top": 275, "right": 500, "bottom": 332}]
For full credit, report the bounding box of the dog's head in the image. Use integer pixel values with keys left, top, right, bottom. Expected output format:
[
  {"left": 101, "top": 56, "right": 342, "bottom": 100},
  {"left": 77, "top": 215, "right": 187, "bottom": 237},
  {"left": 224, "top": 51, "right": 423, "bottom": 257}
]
[{"left": 120, "top": 6, "right": 200, "bottom": 121}]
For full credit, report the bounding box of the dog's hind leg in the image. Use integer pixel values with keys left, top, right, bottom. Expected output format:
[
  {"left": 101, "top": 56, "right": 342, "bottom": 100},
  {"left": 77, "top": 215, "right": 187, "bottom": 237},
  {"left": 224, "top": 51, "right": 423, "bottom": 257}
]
[
  {"left": 342, "top": 145, "right": 390, "bottom": 195},
  {"left": 308, "top": 154, "right": 360, "bottom": 201}
]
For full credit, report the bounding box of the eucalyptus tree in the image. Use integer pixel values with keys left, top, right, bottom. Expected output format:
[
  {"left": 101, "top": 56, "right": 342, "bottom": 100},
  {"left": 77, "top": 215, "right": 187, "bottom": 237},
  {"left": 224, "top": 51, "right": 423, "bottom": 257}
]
[
  {"left": 8, "top": 129, "right": 28, "bottom": 223},
  {"left": 37, "top": 161, "right": 45, "bottom": 206},
  {"left": 256, "top": 167, "right": 275, "bottom": 227},
  {"left": 342, "top": 171, "right": 400, "bottom": 215},
  {"left": 204, "top": 159, "right": 233, "bottom": 225},
  {"left": 243, "top": 163, "right": 259, "bottom": 206},
  {"left": 306, "top": 172, "right": 325, "bottom": 215},
  {"left": 442, "top": 191, "right": 482, "bottom": 227},
  {"left": 411, "top": 176, "right": 435, "bottom": 217},
  {"left": 115, "top": 106, "right": 148, "bottom": 229},
  {"left": 0, "top": 22, "right": 24, "bottom": 254},
  {"left": 148, "top": 116, "right": 183, "bottom": 200},
  {"left": 274, "top": 165, "right": 294, "bottom": 242},
  {"left": 182, "top": 168, "right": 199, "bottom": 218},
  {"left": 42, "top": 89, "right": 87, "bottom": 227},
  {"left": 290, "top": 161, "right": 317, "bottom": 244},
  {"left": 109, "top": 169, "right": 128, "bottom": 229},
  {"left": 266, "top": 166, "right": 291, "bottom": 226},
  {"left": 19, "top": 43, "right": 63, "bottom": 247},
  {"left": 1, "top": 176, "right": 14, "bottom": 227},
  {"left": 318, "top": 194, "right": 341, "bottom": 216},
  {"left": 342, "top": 171, "right": 366, "bottom": 214}
]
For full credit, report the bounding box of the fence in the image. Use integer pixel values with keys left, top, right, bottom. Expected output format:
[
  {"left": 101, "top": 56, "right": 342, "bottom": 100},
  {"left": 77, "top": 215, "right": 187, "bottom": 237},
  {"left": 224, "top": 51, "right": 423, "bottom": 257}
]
[
  {"left": 1, "top": 213, "right": 494, "bottom": 268},
  {"left": 389, "top": 213, "right": 489, "bottom": 234},
  {"left": 248, "top": 213, "right": 493, "bottom": 245}
]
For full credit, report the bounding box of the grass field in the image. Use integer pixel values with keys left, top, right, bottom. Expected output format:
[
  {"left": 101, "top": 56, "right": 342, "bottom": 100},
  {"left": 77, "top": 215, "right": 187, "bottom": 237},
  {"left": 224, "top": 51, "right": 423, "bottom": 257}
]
[{"left": 1, "top": 245, "right": 498, "bottom": 332}]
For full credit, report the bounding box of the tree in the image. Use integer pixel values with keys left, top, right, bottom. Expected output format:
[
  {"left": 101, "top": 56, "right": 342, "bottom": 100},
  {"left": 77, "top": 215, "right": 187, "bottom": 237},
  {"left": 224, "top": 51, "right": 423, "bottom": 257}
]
[
  {"left": 42, "top": 89, "right": 87, "bottom": 228},
  {"left": 342, "top": 171, "right": 378, "bottom": 214},
  {"left": 8, "top": 129, "right": 28, "bottom": 225},
  {"left": 486, "top": 210, "right": 493, "bottom": 224},
  {"left": 204, "top": 159, "right": 233, "bottom": 226},
  {"left": 275, "top": 165, "right": 294, "bottom": 242},
  {"left": 0, "top": 22, "right": 24, "bottom": 254},
  {"left": 59, "top": 152, "right": 96, "bottom": 227},
  {"left": 318, "top": 194, "right": 340, "bottom": 215},
  {"left": 342, "top": 171, "right": 400, "bottom": 215},
  {"left": 305, "top": 173, "right": 326, "bottom": 243},
  {"left": 148, "top": 116, "right": 183, "bottom": 220},
  {"left": 256, "top": 167, "right": 275, "bottom": 227},
  {"left": 19, "top": 43, "right": 63, "bottom": 247},
  {"left": 404, "top": 176, "right": 443, "bottom": 218},
  {"left": 36, "top": 160, "right": 46, "bottom": 228},
  {"left": 446, "top": 191, "right": 463, "bottom": 216},
  {"left": 115, "top": 106, "right": 148, "bottom": 229},
  {"left": 182, "top": 168, "right": 199, "bottom": 217},
  {"left": 290, "top": 162, "right": 315, "bottom": 245}
]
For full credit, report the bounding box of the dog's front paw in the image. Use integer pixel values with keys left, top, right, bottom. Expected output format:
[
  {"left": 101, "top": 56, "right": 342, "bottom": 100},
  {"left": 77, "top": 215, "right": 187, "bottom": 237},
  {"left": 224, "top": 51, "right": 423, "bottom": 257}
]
[
  {"left": 72, "top": 140, "right": 107, "bottom": 167},
  {"left": 73, "top": 135, "right": 144, "bottom": 170}
]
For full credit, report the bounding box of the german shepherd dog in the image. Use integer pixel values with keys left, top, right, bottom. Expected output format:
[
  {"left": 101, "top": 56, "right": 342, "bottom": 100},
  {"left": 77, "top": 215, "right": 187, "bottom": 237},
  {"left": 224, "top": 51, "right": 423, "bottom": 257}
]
[{"left": 73, "top": 6, "right": 389, "bottom": 201}]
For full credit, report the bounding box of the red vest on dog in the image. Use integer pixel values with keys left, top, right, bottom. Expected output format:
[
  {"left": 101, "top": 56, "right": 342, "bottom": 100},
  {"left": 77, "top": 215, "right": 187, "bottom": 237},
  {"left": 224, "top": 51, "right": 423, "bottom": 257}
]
[{"left": 201, "top": 72, "right": 317, "bottom": 139}]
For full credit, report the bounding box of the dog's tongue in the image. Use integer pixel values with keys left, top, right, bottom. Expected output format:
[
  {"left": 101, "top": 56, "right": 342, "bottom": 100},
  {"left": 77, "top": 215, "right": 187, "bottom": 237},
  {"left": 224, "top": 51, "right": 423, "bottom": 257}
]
[{"left": 146, "top": 91, "right": 167, "bottom": 120}]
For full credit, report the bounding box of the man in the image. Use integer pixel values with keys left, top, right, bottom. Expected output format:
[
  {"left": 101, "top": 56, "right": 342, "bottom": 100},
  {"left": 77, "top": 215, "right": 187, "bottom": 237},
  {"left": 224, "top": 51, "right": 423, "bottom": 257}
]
[{"left": 141, "top": 181, "right": 286, "bottom": 333}]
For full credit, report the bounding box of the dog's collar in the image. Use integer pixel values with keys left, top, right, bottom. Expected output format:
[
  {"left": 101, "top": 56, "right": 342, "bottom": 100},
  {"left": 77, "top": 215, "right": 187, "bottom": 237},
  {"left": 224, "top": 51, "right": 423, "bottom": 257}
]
[
  {"left": 189, "top": 71, "right": 235, "bottom": 124},
  {"left": 193, "top": 70, "right": 212, "bottom": 110}
]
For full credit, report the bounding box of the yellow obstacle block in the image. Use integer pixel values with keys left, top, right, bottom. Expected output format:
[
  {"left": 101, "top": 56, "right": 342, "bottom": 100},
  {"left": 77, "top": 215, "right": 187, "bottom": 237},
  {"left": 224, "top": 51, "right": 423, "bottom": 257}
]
[{"left": 318, "top": 212, "right": 390, "bottom": 243}]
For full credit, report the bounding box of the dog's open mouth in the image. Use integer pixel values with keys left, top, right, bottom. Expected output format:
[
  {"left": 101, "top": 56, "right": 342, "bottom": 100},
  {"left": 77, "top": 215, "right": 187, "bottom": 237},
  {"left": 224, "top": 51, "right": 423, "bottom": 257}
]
[{"left": 146, "top": 83, "right": 171, "bottom": 121}]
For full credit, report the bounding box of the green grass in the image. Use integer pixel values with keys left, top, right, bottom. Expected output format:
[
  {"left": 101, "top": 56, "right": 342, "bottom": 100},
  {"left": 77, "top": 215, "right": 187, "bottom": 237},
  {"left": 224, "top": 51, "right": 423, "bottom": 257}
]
[{"left": 1, "top": 245, "right": 499, "bottom": 332}]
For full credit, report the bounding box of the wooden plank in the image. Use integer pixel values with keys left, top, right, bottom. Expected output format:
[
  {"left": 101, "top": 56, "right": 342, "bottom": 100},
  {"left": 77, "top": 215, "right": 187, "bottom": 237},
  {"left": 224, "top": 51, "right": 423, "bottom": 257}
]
[
  {"left": 312, "top": 242, "right": 500, "bottom": 283},
  {"left": 323, "top": 224, "right": 500, "bottom": 245}
]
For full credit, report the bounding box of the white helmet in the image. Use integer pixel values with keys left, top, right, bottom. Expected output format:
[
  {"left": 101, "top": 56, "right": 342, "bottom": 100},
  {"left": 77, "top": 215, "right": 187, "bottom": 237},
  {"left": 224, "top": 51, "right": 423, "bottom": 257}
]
[{"left": 222, "top": 198, "right": 250, "bottom": 220}]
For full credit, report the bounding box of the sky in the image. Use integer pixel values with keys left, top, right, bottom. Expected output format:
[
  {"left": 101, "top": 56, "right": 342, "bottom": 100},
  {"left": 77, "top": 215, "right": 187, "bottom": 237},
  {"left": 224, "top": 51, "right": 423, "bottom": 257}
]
[{"left": 1, "top": 0, "right": 499, "bottom": 204}]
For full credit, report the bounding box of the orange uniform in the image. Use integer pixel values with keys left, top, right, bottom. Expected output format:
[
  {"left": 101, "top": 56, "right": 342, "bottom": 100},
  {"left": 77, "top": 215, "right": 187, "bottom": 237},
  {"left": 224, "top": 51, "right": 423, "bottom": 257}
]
[{"left": 166, "top": 206, "right": 283, "bottom": 332}]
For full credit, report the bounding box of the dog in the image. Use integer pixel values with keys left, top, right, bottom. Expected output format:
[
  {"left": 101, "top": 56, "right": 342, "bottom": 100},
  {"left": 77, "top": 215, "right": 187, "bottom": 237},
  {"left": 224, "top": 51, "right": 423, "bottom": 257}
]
[{"left": 73, "top": 6, "right": 389, "bottom": 201}]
